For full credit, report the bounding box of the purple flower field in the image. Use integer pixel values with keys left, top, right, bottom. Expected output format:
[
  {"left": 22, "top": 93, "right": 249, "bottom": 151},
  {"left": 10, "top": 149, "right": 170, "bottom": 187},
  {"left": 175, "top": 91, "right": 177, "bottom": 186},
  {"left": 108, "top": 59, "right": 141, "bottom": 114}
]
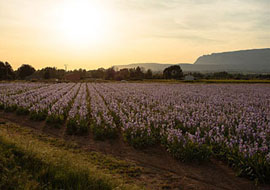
[{"left": 1, "top": 82, "right": 270, "bottom": 182}]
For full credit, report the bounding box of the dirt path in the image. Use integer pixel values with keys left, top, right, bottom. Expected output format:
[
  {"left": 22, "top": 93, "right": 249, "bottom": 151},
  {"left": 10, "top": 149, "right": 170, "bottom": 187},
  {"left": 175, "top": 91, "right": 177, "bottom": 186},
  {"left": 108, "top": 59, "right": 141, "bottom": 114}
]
[{"left": 1, "top": 111, "right": 269, "bottom": 190}]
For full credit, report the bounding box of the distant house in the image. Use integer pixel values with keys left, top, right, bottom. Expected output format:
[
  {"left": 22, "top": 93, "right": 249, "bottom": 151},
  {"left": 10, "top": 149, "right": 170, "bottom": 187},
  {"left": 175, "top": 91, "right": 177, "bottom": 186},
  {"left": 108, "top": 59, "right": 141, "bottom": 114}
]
[
  {"left": 184, "top": 75, "right": 195, "bottom": 81},
  {"left": 64, "top": 73, "right": 81, "bottom": 81}
]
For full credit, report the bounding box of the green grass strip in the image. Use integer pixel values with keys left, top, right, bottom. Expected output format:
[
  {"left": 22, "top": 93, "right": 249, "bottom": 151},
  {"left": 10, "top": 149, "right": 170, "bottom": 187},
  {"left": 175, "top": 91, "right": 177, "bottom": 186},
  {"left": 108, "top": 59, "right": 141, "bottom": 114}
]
[{"left": 0, "top": 123, "right": 142, "bottom": 190}]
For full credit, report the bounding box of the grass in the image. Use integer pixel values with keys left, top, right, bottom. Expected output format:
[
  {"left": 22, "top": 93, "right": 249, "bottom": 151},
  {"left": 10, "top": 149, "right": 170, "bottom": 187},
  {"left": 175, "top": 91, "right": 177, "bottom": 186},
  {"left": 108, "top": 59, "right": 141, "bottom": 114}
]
[
  {"left": 0, "top": 122, "right": 143, "bottom": 190},
  {"left": 123, "top": 79, "right": 270, "bottom": 84},
  {"left": 196, "top": 79, "right": 270, "bottom": 83}
]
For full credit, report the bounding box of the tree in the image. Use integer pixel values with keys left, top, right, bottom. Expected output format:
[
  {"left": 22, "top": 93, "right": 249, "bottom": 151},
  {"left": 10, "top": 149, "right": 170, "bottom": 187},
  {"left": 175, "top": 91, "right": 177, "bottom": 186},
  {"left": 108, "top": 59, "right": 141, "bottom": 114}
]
[
  {"left": 16, "top": 64, "right": 36, "bottom": 79},
  {"left": 145, "top": 69, "right": 153, "bottom": 79},
  {"left": 129, "top": 68, "right": 136, "bottom": 79},
  {"left": 56, "top": 69, "right": 66, "bottom": 79},
  {"left": 163, "top": 65, "right": 183, "bottom": 80},
  {"left": 135, "top": 66, "right": 144, "bottom": 79},
  {"left": 212, "top": 72, "right": 231, "bottom": 79},
  {"left": 115, "top": 68, "right": 130, "bottom": 81},
  {"left": 0, "top": 61, "right": 15, "bottom": 80},
  {"left": 105, "top": 67, "right": 116, "bottom": 80},
  {"left": 190, "top": 72, "right": 204, "bottom": 79},
  {"left": 44, "top": 70, "right": 50, "bottom": 79},
  {"left": 90, "top": 68, "right": 105, "bottom": 79},
  {"left": 128, "top": 67, "right": 144, "bottom": 80}
]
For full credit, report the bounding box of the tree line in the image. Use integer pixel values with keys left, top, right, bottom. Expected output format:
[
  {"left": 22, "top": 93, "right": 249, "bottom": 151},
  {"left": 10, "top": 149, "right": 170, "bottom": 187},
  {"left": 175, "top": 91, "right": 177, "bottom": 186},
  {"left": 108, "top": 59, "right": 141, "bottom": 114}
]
[
  {"left": 1, "top": 61, "right": 269, "bottom": 81},
  {"left": 0, "top": 61, "right": 182, "bottom": 81}
]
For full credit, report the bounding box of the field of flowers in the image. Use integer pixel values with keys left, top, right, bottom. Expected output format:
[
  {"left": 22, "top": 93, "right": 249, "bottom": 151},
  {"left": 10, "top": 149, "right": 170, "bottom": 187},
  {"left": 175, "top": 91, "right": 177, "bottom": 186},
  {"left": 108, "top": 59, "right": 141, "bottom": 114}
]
[{"left": 0, "top": 82, "right": 270, "bottom": 182}]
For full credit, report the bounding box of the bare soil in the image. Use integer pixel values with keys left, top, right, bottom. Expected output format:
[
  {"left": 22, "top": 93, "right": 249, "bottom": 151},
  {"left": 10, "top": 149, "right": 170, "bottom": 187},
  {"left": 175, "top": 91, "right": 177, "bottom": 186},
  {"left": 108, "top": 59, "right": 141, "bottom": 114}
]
[{"left": 1, "top": 111, "right": 269, "bottom": 190}]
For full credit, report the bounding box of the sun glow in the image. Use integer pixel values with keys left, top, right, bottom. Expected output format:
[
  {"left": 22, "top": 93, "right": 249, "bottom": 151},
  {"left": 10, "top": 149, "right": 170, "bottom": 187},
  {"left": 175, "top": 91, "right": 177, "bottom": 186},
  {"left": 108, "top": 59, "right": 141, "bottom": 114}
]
[{"left": 56, "top": 0, "right": 111, "bottom": 46}]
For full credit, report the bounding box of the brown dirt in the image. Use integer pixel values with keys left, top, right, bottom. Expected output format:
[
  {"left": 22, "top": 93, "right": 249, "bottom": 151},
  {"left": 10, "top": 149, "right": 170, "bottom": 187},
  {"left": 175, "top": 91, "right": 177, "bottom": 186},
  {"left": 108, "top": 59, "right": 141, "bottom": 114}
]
[{"left": 0, "top": 111, "right": 269, "bottom": 190}]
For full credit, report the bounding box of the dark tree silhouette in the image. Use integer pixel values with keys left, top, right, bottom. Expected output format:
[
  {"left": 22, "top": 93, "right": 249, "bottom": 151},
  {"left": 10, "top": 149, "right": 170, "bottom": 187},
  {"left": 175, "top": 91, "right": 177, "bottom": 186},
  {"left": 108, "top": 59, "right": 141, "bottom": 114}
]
[
  {"left": 5, "top": 61, "right": 270, "bottom": 82},
  {"left": 145, "top": 69, "right": 153, "bottom": 79},
  {"left": 105, "top": 67, "right": 116, "bottom": 80},
  {"left": 44, "top": 69, "right": 50, "bottom": 79},
  {"left": 135, "top": 66, "right": 144, "bottom": 79},
  {"left": 212, "top": 72, "right": 231, "bottom": 79},
  {"left": 90, "top": 68, "right": 106, "bottom": 79},
  {"left": 16, "top": 64, "right": 36, "bottom": 79},
  {"left": 129, "top": 68, "right": 136, "bottom": 79},
  {"left": 119, "top": 68, "right": 130, "bottom": 79},
  {"left": 163, "top": 65, "right": 183, "bottom": 80},
  {"left": 115, "top": 68, "right": 130, "bottom": 80},
  {"left": 0, "top": 61, "right": 15, "bottom": 80}
]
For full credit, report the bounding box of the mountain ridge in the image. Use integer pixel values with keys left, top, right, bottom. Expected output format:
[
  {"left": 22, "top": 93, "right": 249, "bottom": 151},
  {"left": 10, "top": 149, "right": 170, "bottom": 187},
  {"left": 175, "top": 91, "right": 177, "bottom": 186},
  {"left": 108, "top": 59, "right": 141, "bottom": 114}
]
[
  {"left": 114, "top": 63, "right": 191, "bottom": 72},
  {"left": 194, "top": 48, "right": 270, "bottom": 66},
  {"left": 113, "top": 48, "right": 270, "bottom": 73}
]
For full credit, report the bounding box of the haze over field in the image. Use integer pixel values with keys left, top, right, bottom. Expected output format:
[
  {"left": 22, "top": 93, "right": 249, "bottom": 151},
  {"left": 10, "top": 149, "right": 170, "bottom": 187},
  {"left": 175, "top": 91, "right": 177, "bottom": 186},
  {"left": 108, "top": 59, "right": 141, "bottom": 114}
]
[{"left": 0, "top": 0, "right": 270, "bottom": 70}]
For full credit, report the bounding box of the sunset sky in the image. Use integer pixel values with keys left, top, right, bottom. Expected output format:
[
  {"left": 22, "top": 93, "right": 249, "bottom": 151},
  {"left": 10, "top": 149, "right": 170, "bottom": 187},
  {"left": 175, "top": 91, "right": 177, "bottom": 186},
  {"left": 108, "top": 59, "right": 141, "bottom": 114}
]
[{"left": 0, "top": 0, "right": 269, "bottom": 70}]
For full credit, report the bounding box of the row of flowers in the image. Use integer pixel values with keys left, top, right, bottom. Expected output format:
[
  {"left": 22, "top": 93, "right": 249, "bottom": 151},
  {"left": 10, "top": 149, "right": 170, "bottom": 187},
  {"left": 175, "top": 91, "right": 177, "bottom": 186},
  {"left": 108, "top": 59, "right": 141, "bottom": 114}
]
[
  {"left": 87, "top": 84, "right": 118, "bottom": 139},
  {"left": 66, "top": 83, "right": 89, "bottom": 134},
  {"left": 92, "top": 83, "right": 270, "bottom": 182},
  {"left": 0, "top": 82, "right": 269, "bottom": 182}
]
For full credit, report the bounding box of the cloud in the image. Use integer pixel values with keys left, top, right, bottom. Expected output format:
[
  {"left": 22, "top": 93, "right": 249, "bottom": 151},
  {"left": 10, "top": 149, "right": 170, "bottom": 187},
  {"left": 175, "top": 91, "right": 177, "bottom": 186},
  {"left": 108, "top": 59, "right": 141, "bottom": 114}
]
[
  {"left": 151, "top": 33, "right": 221, "bottom": 43},
  {"left": 114, "top": 0, "right": 270, "bottom": 46}
]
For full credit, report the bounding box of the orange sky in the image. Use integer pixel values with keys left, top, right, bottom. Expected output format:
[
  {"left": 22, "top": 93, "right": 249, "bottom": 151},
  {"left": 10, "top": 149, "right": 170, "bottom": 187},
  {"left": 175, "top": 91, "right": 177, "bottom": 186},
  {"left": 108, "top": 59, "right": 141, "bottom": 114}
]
[{"left": 0, "top": 0, "right": 269, "bottom": 70}]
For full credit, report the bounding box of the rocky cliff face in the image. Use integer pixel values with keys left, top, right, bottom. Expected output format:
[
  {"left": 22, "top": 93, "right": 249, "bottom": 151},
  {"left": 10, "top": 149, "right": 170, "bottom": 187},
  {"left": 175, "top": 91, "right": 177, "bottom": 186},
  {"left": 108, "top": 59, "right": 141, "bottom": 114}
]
[{"left": 194, "top": 49, "right": 270, "bottom": 72}]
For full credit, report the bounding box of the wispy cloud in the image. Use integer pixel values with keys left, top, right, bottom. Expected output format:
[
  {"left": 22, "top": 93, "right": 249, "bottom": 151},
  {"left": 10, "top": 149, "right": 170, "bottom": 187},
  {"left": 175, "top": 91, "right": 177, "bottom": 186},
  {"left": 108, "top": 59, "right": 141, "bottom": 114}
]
[
  {"left": 115, "top": 0, "right": 270, "bottom": 43},
  {"left": 151, "top": 33, "right": 221, "bottom": 43}
]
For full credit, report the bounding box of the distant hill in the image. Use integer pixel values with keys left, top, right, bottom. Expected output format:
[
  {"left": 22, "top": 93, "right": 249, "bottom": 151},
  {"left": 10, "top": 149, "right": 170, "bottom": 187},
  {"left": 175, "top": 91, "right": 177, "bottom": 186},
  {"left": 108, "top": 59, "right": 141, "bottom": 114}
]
[
  {"left": 194, "top": 48, "right": 270, "bottom": 72},
  {"left": 113, "top": 48, "right": 270, "bottom": 73},
  {"left": 114, "top": 63, "right": 192, "bottom": 72}
]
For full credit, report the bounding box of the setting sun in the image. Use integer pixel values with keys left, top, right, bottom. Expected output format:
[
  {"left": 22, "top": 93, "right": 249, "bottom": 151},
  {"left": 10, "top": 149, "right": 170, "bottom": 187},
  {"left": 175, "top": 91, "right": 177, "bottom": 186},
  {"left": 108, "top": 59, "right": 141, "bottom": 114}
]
[
  {"left": 55, "top": 0, "right": 111, "bottom": 46},
  {"left": 0, "top": 0, "right": 269, "bottom": 70}
]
